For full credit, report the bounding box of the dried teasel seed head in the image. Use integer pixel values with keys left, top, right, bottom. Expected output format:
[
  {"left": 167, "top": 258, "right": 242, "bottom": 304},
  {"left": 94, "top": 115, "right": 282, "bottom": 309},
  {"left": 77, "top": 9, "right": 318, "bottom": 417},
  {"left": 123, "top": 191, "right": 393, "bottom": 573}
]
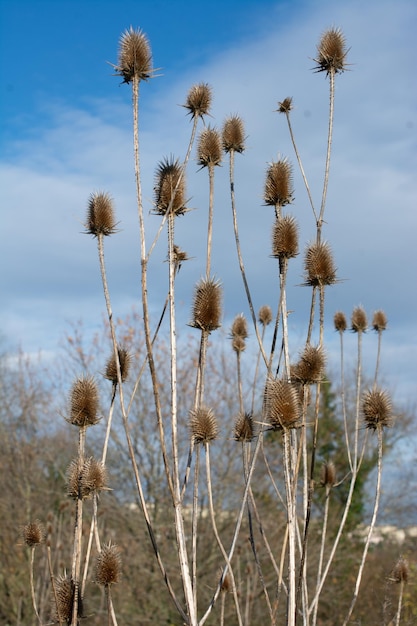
[
  {"left": 85, "top": 192, "right": 117, "bottom": 237},
  {"left": 104, "top": 346, "right": 131, "bottom": 384},
  {"left": 183, "top": 83, "right": 212, "bottom": 119},
  {"left": 190, "top": 277, "right": 222, "bottom": 332},
  {"left": 172, "top": 244, "right": 189, "bottom": 271},
  {"left": 264, "top": 378, "right": 301, "bottom": 430},
  {"left": 320, "top": 460, "right": 336, "bottom": 488},
  {"left": 231, "top": 314, "right": 248, "bottom": 352},
  {"left": 372, "top": 310, "right": 388, "bottom": 332},
  {"left": 291, "top": 344, "right": 326, "bottom": 385},
  {"left": 22, "top": 520, "right": 45, "bottom": 547},
  {"left": 67, "top": 457, "right": 108, "bottom": 500},
  {"left": 272, "top": 215, "right": 299, "bottom": 259},
  {"left": 362, "top": 388, "right": 393, "bottom": 431},
  {"left": 232, "top": 336, "right": 246, "bottom": 353},
  {"left": 154, "top": 157, "right": 187, "bottom": 216},
  {"left": 314, "top": 27, "right": 348, "bottom": 76},
  {"left": 258, "top": 305, "right": 273, "bottom": 327},
  {"left": 222, "top": 115, "right": 245, "bottom": 153},
  {"left": 95, "top": 543, "right": 122, "bottom": 586},
  {"left": 351, "top": 306, "right": 368, "bottom": 333},
  {"left": 390, "top": 557, "right": 409, "bottom": 584},
  {"left": 115, "top": 27, "right": 152, "bottom": 84},
  {"left": 334, "top": 311, "right": 347, "bottom": 332},
  {"left": 234, "top": 412, "right": 254, "bottom": 442},
  {"left": 304, "top": 241, "right": 337, "bottom": 286},
  {"left": 220, "top": 569, "right": 232, "bottom": 593},
  {"left": 264, "top": 158, "right": 293, "bottom": 207},
  {"left": 197, "top": 126, "right": 222, "bottom": 167},
  {"left": 54, "top": 575, "right": 76, "bottom": 622},
  {"left": 277, "top": 97, "right": 293, "bottom": 113},
  {"left": 68, "top": 376, "right": 100, "bottom": 428},
  {"left": 190, "top": 406, "right": 218, "bottom": 444}
]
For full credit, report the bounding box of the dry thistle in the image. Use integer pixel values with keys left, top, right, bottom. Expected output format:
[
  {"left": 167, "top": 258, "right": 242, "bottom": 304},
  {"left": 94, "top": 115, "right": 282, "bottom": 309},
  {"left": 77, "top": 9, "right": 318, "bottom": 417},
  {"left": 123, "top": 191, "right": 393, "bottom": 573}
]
[
  {"left": 258, "top": 305, "right": 273, "bottom": 327},
  {"left": 264, "top": 158, "right": 293, "bottom": 207},
  {"left": 114, "top": 27, "right": 152, "bottom": 84},
  {"left": 104, "top": 346, "right": 131, "bottom": 384},
  {"left": 190, "top": 406, "right": 218, "bottom": 444},
  {"left": 277, "top": 97, "right": 293, "bottom": 113},
  {"left": 291, "top": 344, "right": 326, "bottom": 385},
  {"left": 67, "top": 457, "right": 108, "bottom": 499},
  {"left": 234, "top": 412, "right": 254, "bottom": 442},
  {"left": 231, "top": 313, "right": 248, "bottom": 352},
  {"left": 197, "top": 126, "right": 222, "bottom": 167},
  {"left": 22, "top": 520, "right": 45, "bottom": 547},
  {"left": 190, "top": 277, "right": 222, "bottom": 332},
  {"left": 320, "top": 460, "right": 336, "bottom": 488},
  {"left": 334, "top": 311, "right": 347, "bottom": 332},
  {"left": 351, "top": 306, "right": 368, "bottom": 333},
  {"left": 389, "top": 557, "right": 409, "bottom": 584},
  {"left": 362, "top": 388, "right": 393, "bottom": 431},
  {"left": 54, "top": 574, "right": 76, "bottom": 623},
  {"left": 68, "top": 376, "right": 100, "bottom": 427},
  {"left": 85, "top": 191, "right": 117, "bottom": 237},
  {"left": 264, "top": 378, "right": 301, "bottom": 430},
  {"left": 372, "top": 310, "right": 388, "bottom": 332},
  {"left": 154, "top": 157, "right": 187, "bottom": 216},
  {"left": 95, "top": 543, "right": 122, "bottom": 587},
  {"left": 313, "top": 27, "right": 348, "bottom": 76},
  {"left": 183, "top": 83, "right": 212, "bottom": 119},
  {"left": 222, "top": 115, "right": 245, "bottom": 153},
  {"left": 271, "top": 215, "right": 299, "bottom": 259},
  {"left": 304, "top": 241, "right": 337, "bottom": 286}
]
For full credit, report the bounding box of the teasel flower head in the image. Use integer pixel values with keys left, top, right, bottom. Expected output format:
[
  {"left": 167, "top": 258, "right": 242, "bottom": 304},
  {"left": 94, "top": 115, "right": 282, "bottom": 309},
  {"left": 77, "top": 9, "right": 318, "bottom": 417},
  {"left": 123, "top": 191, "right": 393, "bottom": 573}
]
[
  {"left": 190, "top": 405, "right": 218, "bottom": 444},
  {"left": 154, "top": 157, "right": 187, "bottom": 216},
  {"left": 389, "top": 557, "right": 409, "bottom": 584},
  {"left": 67, "top": 457, "right": 108, "bottom": 500},
  {"left": 54, "top": 575, "right": 76, "bottom": 623},
  {"left": 104, "top": 346, "right": 131, "bottom": 385},
  {"left": 95, "top": 543, "right": 122, "bottom": 587},
  {"left": 291, "top": 344, "right": 326, "bottom": 385},
  {"left": 264, "top": 378, "right": 301, "bottom": 430},
  {"left": 68, "top": 376, "right": 100, "bottom": 428},
  {"left": 264, "top": 158, "right": 293, "bottom": 207},
  {"left": 362, "top": 388, "right": 393, "bottom": 431},
  {"left": 22, "top": 520, "right": 45, "bottom": 547},
  {"left": 220, "top": 569, "right": 232, "bottom": 593},
  {"left": 234, "top": 412, "right": 254, "bottom": 442},
  {"left": 197, "top": 126, "right": 222, "bottom": 167},
  {"left": 190, "top": 277, "right": 222, "bottom": 332},
  {"left": 222, "top": 115, "right": 245, "bottom": 153},
  {"left": 258, "top": 305, "right": 273, "bottom": 327},
  {"left": 277, "top": 97, "right": 293, "bottom": 114},
  {"left": 372, "top": 310, "right": 388, "bottom": 332},
  {"left": 272, "top": 215, "right": 299, "bottom": 260},
  {"left": 85, "top": 191, "right": 118, "bottom": 237},
  {"left": 114, "top": 27, "right": 153, "bottom": 84},
  {"left": 231, "top": 314, "right": 248, "bottom": 353},
  {"left": 303, "top": 241, "right": 337, "bottom": 286},
  {"left": 351, "top": 306, "right": 368, "bottom": 333},
  {"left": 183, "top": 83, "right": 212, "bottom": 119},
  {"left": 313, "top": 27, "right": 348, "bottom": 76},
  {"left": 320, "top": 460, "right": 336, "bottom": 488},
  {"left": 334, "top": 311, "right": 347, "bottom": 332}
]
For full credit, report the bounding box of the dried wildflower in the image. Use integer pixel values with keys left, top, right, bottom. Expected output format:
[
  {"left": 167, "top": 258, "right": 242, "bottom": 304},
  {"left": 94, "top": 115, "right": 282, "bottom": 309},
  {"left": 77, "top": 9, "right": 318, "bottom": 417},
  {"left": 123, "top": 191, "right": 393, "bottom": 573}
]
[
  {"left": 277, "top": 97, "right": 293, "bottom": 113},
  {"left": 258, "top": 305, "right": 273, "bottom": 327},
  {"left": 22, "top": 520, "right": 45, "bottom": 547},
  {"left": 334, "top": 311, "right": 347, "bottom": 332},
  {"left": 104, "top": 346, "right": 131, "bottom": 384},
  {"left": 264, "top": 158, "right": 293, "bottom": 207},
  {"left": 95, "top": 543, "right": 122, "bottom": 586},
  {"left": 372, "top": 310, "right": 388, "bottom": 332},
  {"left": 390, "top": 557, "right": 409, "bottom": 584},
  {"left": 172, "top": 244, "right": 189, "bottom": 272},
  {"left": 292, "top": 344, "right": 326, "bottom": 385},
  {"left": 272, "top": 215, "right": 299, "bottom": 259},
  {"left": 222, "top": 115, "right": 245, "bottom": 153},
  {"left": 85, "top": 192, "right": 117, "bottom": 237},
  {"left": 154, "top": 157, "right": 187, "bottom": 216},
  {"left": 220, "top": 569, "right": 232, "bottom": 593},
  {"left": 67, "top": 457, "right": 108, "bottom": 500},
  {"left": 54, "top": 575, "right": 76, "bottom": 623},
  {"left": 304, "top": 241, "right": 337, "bottom": 286},
  {"left": 320, "top": 460, "right": 336, "bottom": 488},
  {"left": 183, "top": 83, "right": 212, "bottom": 119},
  {"left": 264, "top": 378, "right": 301, "bottom": 430},
  {"left": 351, "top": 306, "right": 368, "bottom": 333},
  {"left": 314, "top": 27, "right": 348, "bottom": 76},
  {"left": 197, "top": 126, "right": 222, "bottom": 167},
  {"left": 362, "top": 388, "right": 393, "bottom": 431},
  {"left": 234, "top": 412, "right": 254, "bottom": 442},
  {"left": 190, "top": 277, "right": 222, "bottom": 332},
  {"left": 231, "top": 314, "right": 248, "bottom": 340},
  {"left": 68, "top": 376, "right": 100, "bottom": 427},
  {"left": 190, "top": 406, "right": 218, "bottom": 444},
  {"left": 114, "top": 27, "right": 152, "bottom": 84}
]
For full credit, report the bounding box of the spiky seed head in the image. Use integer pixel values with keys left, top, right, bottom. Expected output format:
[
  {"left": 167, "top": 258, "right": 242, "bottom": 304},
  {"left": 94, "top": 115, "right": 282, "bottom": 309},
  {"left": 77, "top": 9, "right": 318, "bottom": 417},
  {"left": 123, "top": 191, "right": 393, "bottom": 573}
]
[
  {"left": 258, "top": 305, "right": 273, "bottom": 327},
  {"left": 220, "top": 570, "right": 232, "bottom": 592},
  {"left": 390, "top": 557, "right": 409, "bottom": 584},
  {"left": 334, "top": 311, "right": 347, "bottom": 332},
  {"left": 222, "top": 115, "right": 245, "bottom": 153},
  {"left": 95, "top": 543, "right": 122, "bottom": 586},
  {"left": 54, "top": 575, "right": 76, "bottom": 623},
  {"left": 190, "top": 406, "right": 218, "bottom": 444},
  {"left": 232, "top": 336, "right": 246, "bottom": 353},
  {"left": 67, "top": 457, "right": 108, "bottom": 500},
  {"left": 68, "top": 376, "right": 100, "bottom": 427},
  {"left": 104, "top": 346, "right": 131, "bottom": 384},
  {"left": 272, "top": 215, "right": 299, "bottom": 259},
  {"left": 292, "top": 345, "right": 326, "bottom": 385},
  {"left": 304, "top": 241, "right": 337, "bottom": 286},
  {"left": 362, "top": 388, "right": 393, "bottom": 431},
  {"left": 22, "top": 520, "right": 45, "bottom": 547},
  {"left": 190, "top": 277, "right": 222, "bottom": 332},
  {"left": 172, "top": 244, "right": 189, "bottom": 271},
  {"left": 264, "top": 378, "right": 301, "bottom": 430},
  {"left": 320, "top": 460, "right": 336, "bottom": 488},
  {"left": 234, "top": 412, "right": 254, "bottom": 442},
  {"left": 277, "top": 97, "right": 293, "bottom": 113},
  {"left": 197, "top": 126, "right": 222, "bottom": 167},
  {"left": 154, "top": 157, "right": 187, "bottom": 215},
  {"left": 85, "top": 192, "right": 117, "bottom": 237},
  {"left": 115, "top": 27, "right": 152, "bottom": 84},
  {"left": 351, "top": 306, "right": 368, "bottom": 333},
  {"left": 314, "top": 27, "right": 348, "bottom": 76},
  {"left": 231, "top": 314, "right": 248, "bottom": 353},
  {"left": 264, "top": 159, "right": 293, "bottom": 207},
  {"left": 372, "top": 310, "right": 388, "bottom": 332},
  {"left": 183, "top": 83, "right": 212, "bottom": 119}
]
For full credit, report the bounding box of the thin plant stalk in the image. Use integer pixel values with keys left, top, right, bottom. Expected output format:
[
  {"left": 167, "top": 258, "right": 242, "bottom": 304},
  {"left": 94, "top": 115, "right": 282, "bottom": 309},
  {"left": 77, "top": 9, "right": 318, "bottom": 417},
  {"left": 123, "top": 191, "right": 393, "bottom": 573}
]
[
  {"left": 29, "top": 547, "right": 41, "bottom": 625},
  {"left": 318, "top": 70, "right": 335, "bottom": 240},
  {"left": 283, "top": 427, "right": 297, "bottom": 626},
  {"left": 311, "top": 485, "right": 332, "bottom": 626}
]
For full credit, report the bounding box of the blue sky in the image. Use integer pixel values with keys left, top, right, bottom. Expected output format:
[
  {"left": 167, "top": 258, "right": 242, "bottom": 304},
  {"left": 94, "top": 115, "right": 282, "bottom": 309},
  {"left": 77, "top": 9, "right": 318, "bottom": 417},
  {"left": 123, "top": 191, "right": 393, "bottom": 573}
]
[{"left": 1, "top": 0, "right": 416, "bottom": 407}]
